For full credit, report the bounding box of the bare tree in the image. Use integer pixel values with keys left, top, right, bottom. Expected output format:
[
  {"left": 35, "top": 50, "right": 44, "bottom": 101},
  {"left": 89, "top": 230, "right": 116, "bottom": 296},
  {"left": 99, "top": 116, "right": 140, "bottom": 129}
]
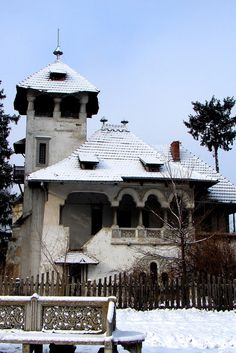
[{"left": 139, "top": 163, "right": 219, "bottom": 291}]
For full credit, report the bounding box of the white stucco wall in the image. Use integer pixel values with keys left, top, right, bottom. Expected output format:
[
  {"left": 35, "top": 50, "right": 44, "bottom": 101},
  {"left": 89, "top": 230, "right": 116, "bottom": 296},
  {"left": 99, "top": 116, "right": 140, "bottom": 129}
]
[
  {"left": 83, "top": 228, "right": 178, "bottom": 280},
  {"left": 40, "top": 193, "right": 69, "bottom": 274}
]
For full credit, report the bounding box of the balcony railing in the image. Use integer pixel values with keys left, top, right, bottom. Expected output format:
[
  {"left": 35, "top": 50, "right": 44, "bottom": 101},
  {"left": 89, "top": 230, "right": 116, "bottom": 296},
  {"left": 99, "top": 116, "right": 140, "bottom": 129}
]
[
  {"left": 111, "top": 227, "right": 180, "bottom": 245},
  {"left": 111, "top": 227, "right": 235, "bottom": 245}
]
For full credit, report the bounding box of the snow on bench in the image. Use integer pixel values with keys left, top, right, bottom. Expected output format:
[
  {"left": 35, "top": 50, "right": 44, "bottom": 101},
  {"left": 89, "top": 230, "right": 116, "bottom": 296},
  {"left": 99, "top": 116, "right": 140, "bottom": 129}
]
[{"left": 0, "top": 294, "right": 145, "bottom": 353}]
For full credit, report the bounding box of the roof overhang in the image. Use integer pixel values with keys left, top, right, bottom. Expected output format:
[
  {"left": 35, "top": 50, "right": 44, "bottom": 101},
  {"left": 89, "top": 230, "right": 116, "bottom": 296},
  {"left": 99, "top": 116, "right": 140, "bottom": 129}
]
[
  {"left": 14, "top": 138, "right": 26, "bottom": 154},
  {"left": 122, "top": 176, "right": 218, "bottom": 185},
  {"left": 55, "top": 252, "right": 98, "bottom": 265}
]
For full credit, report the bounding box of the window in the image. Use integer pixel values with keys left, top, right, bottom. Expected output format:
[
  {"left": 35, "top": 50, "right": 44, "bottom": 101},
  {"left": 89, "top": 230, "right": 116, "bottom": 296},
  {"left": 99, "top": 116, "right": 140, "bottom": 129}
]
[
  {"left": 143, "top": 195, "right": 164, "bottom": 228},
  {"left": 36, "top": 137, "right": 50, "bottom": 167},
  {"left": 91, "top": 205, "right": 103, "bottom": 235},
  {"left": 39, "top": 143, "right": 46, "bottom": 164}
]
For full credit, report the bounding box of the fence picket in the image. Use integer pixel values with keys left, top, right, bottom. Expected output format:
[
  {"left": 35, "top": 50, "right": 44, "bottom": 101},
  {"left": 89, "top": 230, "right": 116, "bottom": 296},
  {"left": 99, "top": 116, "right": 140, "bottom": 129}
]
[{"left": 0, "top": 271, "right": 235, "bottom": 310}]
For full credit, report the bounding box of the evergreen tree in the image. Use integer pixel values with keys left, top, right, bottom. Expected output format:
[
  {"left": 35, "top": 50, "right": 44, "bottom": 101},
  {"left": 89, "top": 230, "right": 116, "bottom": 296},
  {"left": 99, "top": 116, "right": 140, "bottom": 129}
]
[
  {"left": 184, "top": 96, "right": 236, "bottom": 172},
  {"left": 0, "top": 81, "right": 19, "bottom": 264}
]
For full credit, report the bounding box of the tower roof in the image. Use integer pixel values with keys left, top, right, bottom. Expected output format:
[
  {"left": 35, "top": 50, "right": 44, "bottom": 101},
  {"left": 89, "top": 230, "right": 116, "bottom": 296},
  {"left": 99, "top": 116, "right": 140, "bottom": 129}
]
[
  {"left": 14, "top": 60, "right": 99, "bottom": 115},
  {"left": 16, "top": 60, "right": 99, "bottom": 94}
]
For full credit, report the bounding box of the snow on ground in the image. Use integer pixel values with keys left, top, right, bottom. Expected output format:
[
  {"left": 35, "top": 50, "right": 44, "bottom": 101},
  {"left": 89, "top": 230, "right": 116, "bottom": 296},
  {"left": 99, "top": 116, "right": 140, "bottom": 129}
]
[{"left": 0, "top": 308, "right": 235, "bottom": 353}]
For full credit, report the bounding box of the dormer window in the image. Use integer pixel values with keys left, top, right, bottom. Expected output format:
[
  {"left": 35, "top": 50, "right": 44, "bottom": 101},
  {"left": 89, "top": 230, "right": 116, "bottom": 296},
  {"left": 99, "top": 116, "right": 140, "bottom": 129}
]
[
  {"left": 49, "top": 69, "right": 67, "bottom": 81},
  {"left": 78, "top": 152, "right": 99, "bottom": 170},
  {"left": 139, "top": 156, "right": 164, "bottom": 172}
]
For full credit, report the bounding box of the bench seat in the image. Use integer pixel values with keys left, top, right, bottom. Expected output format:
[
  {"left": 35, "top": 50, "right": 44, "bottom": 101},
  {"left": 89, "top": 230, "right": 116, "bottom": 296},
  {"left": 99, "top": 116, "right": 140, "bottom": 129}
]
[
  {"left": 0, "top": 329, "right": 145, "bottom": 345},
  {"left": 0, "top": 295, "right": 145, "bottom": 353}
]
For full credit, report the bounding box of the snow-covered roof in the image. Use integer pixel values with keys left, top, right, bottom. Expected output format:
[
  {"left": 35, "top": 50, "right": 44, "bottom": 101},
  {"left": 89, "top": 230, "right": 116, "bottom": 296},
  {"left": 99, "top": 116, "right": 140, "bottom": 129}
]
[
  {"left": 17, "top": 60, "right": 99, "bottom": 94},
  {"left": 155, "top": 144, "right": 236, "bottom": 203},
  {"left": 28, "top": 122, "right": 219, "bottom": 187}
]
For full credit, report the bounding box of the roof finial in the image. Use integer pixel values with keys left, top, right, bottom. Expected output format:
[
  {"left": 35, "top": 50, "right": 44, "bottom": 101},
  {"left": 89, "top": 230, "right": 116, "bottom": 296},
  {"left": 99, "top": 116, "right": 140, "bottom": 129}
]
[
  {"left": 121, "top": 120, "right": 129, "bottom": 128},
  {"left": 53, "top": 28, "right": 63, "bottom": 61},
  {"left": 100, "top": 117, "right": 108, "bottom": 128}
]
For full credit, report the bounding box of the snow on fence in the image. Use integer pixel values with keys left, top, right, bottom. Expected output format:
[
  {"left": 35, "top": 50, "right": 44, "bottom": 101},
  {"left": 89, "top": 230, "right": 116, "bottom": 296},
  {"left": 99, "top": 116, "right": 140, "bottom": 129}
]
[{"left": 0, "top": 272, "right": 235, "bottom": 311}]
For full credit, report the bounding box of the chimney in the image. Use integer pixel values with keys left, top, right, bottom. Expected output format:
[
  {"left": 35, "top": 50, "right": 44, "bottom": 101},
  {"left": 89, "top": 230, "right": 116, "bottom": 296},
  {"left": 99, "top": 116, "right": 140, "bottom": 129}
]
[{"left": 171, "top": 141, "right": 180, "bottom": 161}]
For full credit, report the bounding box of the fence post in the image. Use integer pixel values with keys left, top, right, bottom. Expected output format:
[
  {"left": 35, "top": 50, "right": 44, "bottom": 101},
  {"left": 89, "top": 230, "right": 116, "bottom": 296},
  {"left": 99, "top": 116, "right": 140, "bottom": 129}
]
[{"left": 14, "top": 277, "right": 21, "bottom": 295}]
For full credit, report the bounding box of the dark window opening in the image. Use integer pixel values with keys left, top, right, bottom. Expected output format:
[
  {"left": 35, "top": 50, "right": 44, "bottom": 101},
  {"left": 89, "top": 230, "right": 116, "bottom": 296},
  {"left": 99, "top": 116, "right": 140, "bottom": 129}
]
[
  {"left": 91, "top": 206, "right": 103, "bottom": 235},
  {"left": 161, "top": 272, "right": 169, "bottom": 286},
  {"left": 144, "top": 195, "right": 164, "bottom": 228},
  {"left": 80, "top": 162, "right": 98, "bottom": 170},
  {"left": 38, "top": 143, "right": 46, "bottom": 164},
  {"left": 117, "top": 210, "right": 132, "bottom": 227},
  {"left": 34, "top": 95, "right": 54, "bottom": 117},
  {"left": 150, "top": 262, "right": 158, "bottom": 282},
  {"left": 61, "top": 96, "right": 80, "bottom": 118},
  {"left": 117, "top": 194, "right": 137, "bottom": 228},
  {"left": 50, "top": 72, "right": 66, "bottom": 81},
  {"left": 69, "top": 264, "right": 88, "bottom": 283}
]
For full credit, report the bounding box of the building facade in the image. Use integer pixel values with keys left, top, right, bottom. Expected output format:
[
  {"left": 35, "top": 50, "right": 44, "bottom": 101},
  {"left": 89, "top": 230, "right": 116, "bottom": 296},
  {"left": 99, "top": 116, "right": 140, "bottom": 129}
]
[{"left": 7, "top": 49, "right": 236, "bottom": 280}]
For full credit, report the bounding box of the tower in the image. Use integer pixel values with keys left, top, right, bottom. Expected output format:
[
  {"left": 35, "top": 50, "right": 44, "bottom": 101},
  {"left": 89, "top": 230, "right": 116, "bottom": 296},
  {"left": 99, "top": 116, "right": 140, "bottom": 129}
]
[
  {"left": 14, "top": 46, "right": 99, "bottom": 178},
  {"left": 10, "top": 47, "right": 99, "bottom": 277}
]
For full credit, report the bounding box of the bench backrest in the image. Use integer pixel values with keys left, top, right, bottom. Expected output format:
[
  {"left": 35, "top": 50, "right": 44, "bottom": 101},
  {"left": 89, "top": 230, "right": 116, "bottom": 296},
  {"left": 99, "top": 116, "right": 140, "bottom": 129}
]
[{"left": 0, "top": 294, "right": 116, "bottom": 334}]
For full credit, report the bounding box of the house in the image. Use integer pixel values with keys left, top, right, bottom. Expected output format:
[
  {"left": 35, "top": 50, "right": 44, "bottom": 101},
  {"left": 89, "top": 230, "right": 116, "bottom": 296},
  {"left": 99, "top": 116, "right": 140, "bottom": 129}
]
[{"left": 7, "top": 47, "right": 236, "bottom": 280}]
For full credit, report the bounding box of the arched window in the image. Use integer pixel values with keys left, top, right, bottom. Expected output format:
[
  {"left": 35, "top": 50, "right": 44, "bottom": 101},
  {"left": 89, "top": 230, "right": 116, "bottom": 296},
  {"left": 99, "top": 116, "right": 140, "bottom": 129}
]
[
  {"left": 117, "top": 194, "right": 138, "bottom": 228},
  {"left": 61, "top": 96, "right": 80, "bottom": 118},
  {"left": 143, "top": 195, "right": 164, "bottom": 228},
  {"left": 34, "top": 95, "right": 54, "bottom": 117}
]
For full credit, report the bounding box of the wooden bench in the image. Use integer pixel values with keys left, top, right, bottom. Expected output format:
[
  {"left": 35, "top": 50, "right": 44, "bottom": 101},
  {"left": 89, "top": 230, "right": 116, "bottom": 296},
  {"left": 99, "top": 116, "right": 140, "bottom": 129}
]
[{"left": 0, "top": 294, "right": 145, "bottom": 353}]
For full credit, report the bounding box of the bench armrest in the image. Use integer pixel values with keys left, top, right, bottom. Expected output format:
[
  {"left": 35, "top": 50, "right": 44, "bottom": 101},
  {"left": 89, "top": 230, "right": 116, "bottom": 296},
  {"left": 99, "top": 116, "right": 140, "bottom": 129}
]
[{"left": 106, "top": 297, "right": 116, "bottom": 336}]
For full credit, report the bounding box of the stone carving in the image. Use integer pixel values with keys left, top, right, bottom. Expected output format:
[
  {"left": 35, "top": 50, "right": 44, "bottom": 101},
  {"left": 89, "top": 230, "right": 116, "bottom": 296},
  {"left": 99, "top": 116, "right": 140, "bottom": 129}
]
[
  {"left": 0, "top": 305, "right": 25, "bottom": 329},
  {"left": 121, "top": 229, "right": 136, "bottom": 238},
  {"left": 146, "top": 229, "right": 161, "bottom": 238},
  {"left": 43, "top": 306, "right": 103, "bottom": 332},
  {"left": 112, "top": 228, "right": 120, "bottom": 238}
]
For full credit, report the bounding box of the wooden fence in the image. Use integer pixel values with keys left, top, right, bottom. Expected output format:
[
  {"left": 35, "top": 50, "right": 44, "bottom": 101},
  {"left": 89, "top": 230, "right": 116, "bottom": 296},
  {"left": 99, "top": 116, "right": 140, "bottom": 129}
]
[{"left": 0, "top": 272, "right": 235, "bottom": 311}]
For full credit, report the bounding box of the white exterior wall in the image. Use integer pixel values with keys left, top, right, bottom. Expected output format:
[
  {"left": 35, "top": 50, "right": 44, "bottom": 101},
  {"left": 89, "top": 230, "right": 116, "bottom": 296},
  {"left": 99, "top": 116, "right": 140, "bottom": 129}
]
[
  {"left": 40, "top": 193, "right": 69, "bottom": 274},
  {"left": 83, "top": 228, "right": 178, "bottom": 280},
  {"left": 25, "top": 112, "right": 87, "bottom": 177}
]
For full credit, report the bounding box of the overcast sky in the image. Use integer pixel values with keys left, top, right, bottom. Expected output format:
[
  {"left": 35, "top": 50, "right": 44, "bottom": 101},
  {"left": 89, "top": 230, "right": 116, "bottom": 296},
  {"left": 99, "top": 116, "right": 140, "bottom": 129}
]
[{"left": 1, "top": 0, "right": 236, "bottom": 184}]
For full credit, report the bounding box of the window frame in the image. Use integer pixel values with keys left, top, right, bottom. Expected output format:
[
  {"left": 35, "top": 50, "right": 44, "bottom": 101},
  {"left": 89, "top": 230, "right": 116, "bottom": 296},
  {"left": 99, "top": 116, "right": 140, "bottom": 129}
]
[{"left": 36, "top": 137, "right": 50, "bottom": 167}]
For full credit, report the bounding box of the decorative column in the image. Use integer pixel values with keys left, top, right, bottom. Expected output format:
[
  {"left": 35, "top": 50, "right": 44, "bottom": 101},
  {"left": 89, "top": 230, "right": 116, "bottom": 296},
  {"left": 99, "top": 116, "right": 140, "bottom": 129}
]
[
  {"left": 27, "top": 95, "right": 35, "bottom": 115},
  {"left": 138, "top": 207, "right": 143, "bottom": 227},
  {"left": 137, "top": 207, "right": 145, "bottom": 238},
  {"left": 53, "top": 97, "right": 61, "bottom": 118},
  {"left": 162, "top": 208, "right": 168, "bottom": 239},
  {"left": 111, "top": 207, "right": 119, "bottom": 238},
  {"left": 112, "top": 207, "right": 118, "bottom": 226},
  {"left": 79, "top": 94, "right": 89, "bottom": 115},
  {"left": 163, "top": 208, "right": 168, "bottom": 226},
  {"left": 79, "top": 94, "right": 89, "bottom": 137}
]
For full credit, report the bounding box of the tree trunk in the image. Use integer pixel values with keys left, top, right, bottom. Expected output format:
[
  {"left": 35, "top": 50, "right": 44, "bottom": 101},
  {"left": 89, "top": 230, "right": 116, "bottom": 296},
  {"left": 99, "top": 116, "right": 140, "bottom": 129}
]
[
  {"left": 214, "top": 146, "right": 219, "bottom": 173},
  {"left": 180, "top": 233, "right": 187, "bottom": 307}
]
